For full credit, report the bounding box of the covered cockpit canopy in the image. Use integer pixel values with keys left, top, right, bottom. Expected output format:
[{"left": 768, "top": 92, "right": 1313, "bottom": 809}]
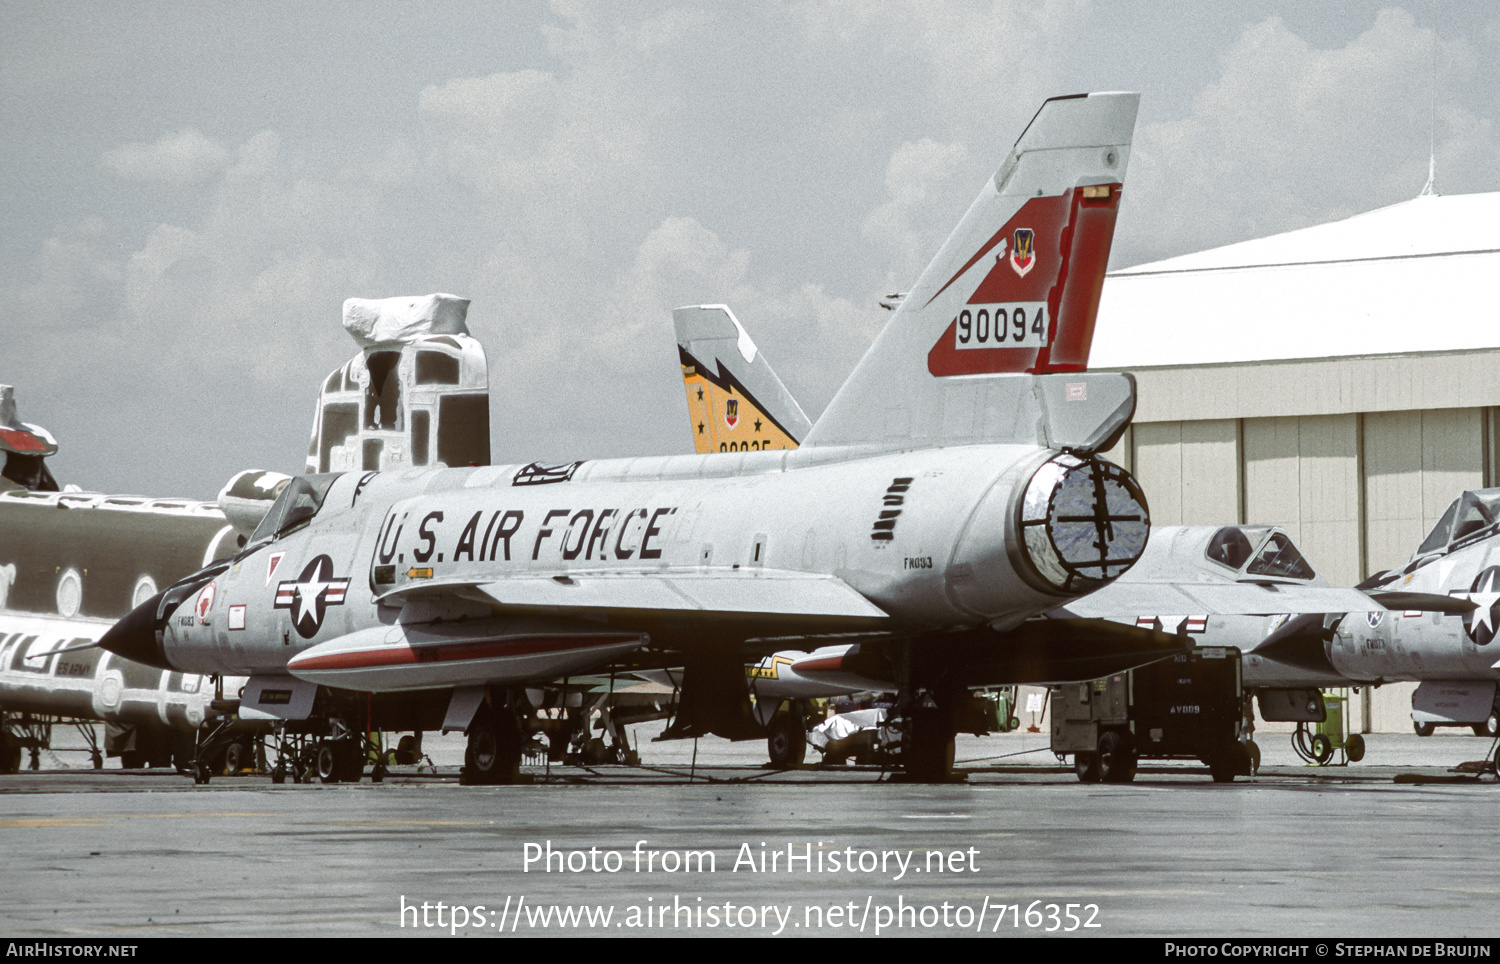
[
  {"left": 1204, "top": 525, "right": 1316, "bottom": 581},
  {"left": 1413, "top": 488, "right": 1500, "bottom": 561}
]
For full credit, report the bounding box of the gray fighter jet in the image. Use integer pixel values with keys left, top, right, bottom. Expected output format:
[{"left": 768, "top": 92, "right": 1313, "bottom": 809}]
[
  {"left": 102, "top": 92, "right": 1181, "bottom": 784},
  {"left": 1314, "top": 488, "right": 1500, "bottom": 740},
  {"left": 0, "top": 385, "right": 245, "bottom": 771}
]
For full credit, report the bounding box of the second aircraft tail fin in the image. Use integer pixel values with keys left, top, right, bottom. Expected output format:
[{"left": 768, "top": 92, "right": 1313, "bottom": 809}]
[{"left": 675, "top": 304, "right": 812, "bottom": 454}]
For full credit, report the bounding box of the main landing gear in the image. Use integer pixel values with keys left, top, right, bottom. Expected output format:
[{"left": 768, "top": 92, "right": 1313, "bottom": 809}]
[
  {"left": 903, "top": 704, "right": 957, "bottom": 783},
  {"left": 460, "top": 702, "right": 525, "bottom": 786},
  {"left": 765, "top": 706, "right": 812, "bottom": 770}
]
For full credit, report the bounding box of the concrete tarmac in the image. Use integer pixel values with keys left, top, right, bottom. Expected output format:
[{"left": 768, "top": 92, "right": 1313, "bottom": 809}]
[{"left": 2, "top": 728, "right": 1498, "bottom": 938}]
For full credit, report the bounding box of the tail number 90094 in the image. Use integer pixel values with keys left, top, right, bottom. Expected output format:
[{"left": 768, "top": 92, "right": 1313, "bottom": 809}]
[{"left": 955, "top": 303, "right": 1048, "bottom": 349}]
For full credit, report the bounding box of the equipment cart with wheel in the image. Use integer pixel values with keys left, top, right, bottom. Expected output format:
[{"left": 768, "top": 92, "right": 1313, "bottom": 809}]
[
  {"left": 1292, "top": 689, "right": 1365, "bottom": 766},
  {"left": 1052, "top": 647, "right": 1249, "bottom": 783}
]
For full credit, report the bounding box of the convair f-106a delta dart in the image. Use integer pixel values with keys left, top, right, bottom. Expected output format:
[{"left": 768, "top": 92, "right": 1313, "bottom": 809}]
[{"left": 102, "top": 92, "right": 1172, "bottom": 783}]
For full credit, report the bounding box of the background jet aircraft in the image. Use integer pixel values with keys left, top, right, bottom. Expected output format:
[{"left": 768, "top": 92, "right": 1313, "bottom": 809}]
[
  {"left": 0, "top": 385, "right": 252, "bottom": 772},
  {"left": 103, "top": 92, "right": 1188, "bottom": 784},
  {"left": 676, "top": 304, "right": 811, "bottom": 455},
  {"left": 1302, "top": 487, "right": 1500, "bottom": 741},
  {"left": 0, "top": 297, "right": 491, "bottom": 780}
]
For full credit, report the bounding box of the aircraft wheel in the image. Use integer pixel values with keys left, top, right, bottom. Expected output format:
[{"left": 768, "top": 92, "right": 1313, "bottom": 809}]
[
  {"left": 271, "top": 766, "right": 287, "bottom": 785},
  {"left": 1097, "top": 730, "right": 1136, "bottom": 783},
  {"left": 192, "top": 765, "right": 211, "bottom": 785},
  {"left": 1310, "top": 733, "right": 1334, "bottom": 765},
  {"left": 119, "top": 750, "right": 146, "bottom": 770},
  {"left": 1074, "top": 752, "right": 1101, "bottom": 783},
  {"left": 1414, "top": 721, "right": 1435, "bottom": 737},
  {"left": 1207, "top": 751, "right": 1238, "bottom": 783},
  {"left": 579, "top": 737, "right": 608, "bottom": 766},
  {"left": 1473, "top": 712, "right": 1499, "bottom": 738},
  {"left": 334, "top": 739, "right": 364, "bottom": 783},
  {"left": 1346, "top": 733, "right": 1366, "bottom": 763},
  {"left": 315, "top": 742, "right": 342, "bottom": 783},
  {"left": 0, "top": 744, "right": 21, "bottom": 774},
  {"left": 461, "top": 707, "right": 523, "bottom": 785},
  {"left": 222, "top": 741, "right": 246, "bottom": 775},
  {"left": 904, "top": 708, "right": 955, "bottom": 783},
  {"left": 1008, "top": 715, "right": 1021, "bottom": 732},
  {"left": 1245, "top": 740, "right": 1262, "bottom": 775},
  {"left": 766, "top": 714, "right": 807, "bottom": 769}
]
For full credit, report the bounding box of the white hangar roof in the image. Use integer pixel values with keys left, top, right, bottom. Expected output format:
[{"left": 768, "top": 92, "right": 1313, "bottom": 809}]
[{"left": 1091, "top": 192, "right": 1500, "bottom": 369}]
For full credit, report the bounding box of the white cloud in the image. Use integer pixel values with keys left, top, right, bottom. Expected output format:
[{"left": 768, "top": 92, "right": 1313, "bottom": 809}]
[
  {"left": 98, "top": 129, "right": 232, "bottom": 187},
  {"left": 20, "top": 3, "right": 1500, "bottom": 496},
  {"left": 862, "top": 138, "right": 971, "bottom": 291},
  {"left": 1116, "top": 9, "right": 1499, "bottom": 266}
]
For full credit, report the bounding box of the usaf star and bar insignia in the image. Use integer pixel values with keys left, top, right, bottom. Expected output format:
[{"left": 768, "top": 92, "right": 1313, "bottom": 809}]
[
  {"left": 274, "top": 554, "right": 350, "bottom": 639},
  {"left": 1456, "top": 565, "right": 1500, "bottom": 646}
]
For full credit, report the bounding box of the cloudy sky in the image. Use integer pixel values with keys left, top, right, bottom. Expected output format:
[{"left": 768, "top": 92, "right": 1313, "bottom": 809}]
[{"left": 4, "top": 1, "right": 1497, "bottom": 498}]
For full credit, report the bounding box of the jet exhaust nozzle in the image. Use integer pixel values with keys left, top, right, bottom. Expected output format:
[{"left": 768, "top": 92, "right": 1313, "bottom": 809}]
[{"left": 1017, "top": 453, "right": 1149, "bottom": 594}]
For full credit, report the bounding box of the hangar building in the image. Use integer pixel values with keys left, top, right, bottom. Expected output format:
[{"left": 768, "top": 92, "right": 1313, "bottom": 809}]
[{"left": 1089, "top": 191, "right": 1500, "bottom": 733}]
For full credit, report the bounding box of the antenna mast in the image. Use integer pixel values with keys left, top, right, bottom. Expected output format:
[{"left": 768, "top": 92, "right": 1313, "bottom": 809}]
[{"left": 1420, "top": 1, "right": 1438, "bottom": 197}]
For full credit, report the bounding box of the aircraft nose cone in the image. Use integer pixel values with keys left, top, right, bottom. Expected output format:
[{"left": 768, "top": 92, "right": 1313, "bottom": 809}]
[{"left": 99, "top": 590, "right": 173, "bottom": 670}]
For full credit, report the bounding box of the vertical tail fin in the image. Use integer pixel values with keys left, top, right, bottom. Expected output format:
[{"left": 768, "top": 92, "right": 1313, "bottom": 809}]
[
  {"left": 804, "top": 92, "right": 1139, "bottom": 452},
  {"left": 674, "top": 304, "right": 812, "bottom": 454}
]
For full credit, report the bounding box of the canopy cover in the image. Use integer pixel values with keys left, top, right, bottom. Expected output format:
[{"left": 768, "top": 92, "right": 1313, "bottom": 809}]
[{"left": 342, "top": 293, "right": 471, "bottom": 348}]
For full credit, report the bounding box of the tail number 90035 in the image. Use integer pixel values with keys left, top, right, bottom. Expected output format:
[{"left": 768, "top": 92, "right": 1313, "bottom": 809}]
[{"left": 955, "top": 303, "right": 1048, "bottom": 349}]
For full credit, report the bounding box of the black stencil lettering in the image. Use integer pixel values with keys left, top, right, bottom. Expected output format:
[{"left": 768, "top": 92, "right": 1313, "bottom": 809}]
[
  {"left": 453, "top": 511, "right": 483, "bottom": 562},
  {"left": 376, "top": 512, "right": 405, "bottom": 565},
  {"left": 412, "top": 511, "right": 444, "bottom": 563},
  {"left": 533, "top": 509, "right": 570, "bottom": 561},
  {"left": 560, "top": 509, "right": 595, "bottom": 561},
  {"left": 480, "top": 511, "right": 499, "bottom": 559},
  {"left": 586, "top": 509, "right": 617, "bottom": 560},
  {"left": 615, "top": 508, "right": 647, "bottom": 559},
  {"left": 640, "top": 507, "right": 676, "bottom": 560},
  {"left": 490, "top": 510, "right": 524, "bottom": 561}
]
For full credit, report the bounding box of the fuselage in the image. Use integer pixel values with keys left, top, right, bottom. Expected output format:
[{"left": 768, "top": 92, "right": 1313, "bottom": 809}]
[
  {"left": 156, "top": 442, "right": 1144, "bottom": 678},
  {"left": 1335, "top": 534, "right": 1500, "bottom": 682}
]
